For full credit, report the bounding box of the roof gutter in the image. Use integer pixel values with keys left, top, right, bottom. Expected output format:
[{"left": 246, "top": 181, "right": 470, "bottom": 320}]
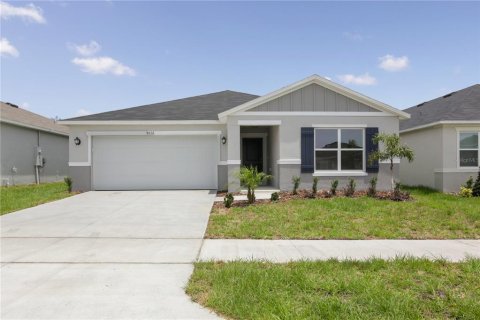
[
  {"left": 400, "top": 120, "right": 480, "bottom": 134},
  {"left": 0, "top": 118, "right": 69, "bottom": 136},
  {"left": 59, "top": 120, "right": 223, "bottom": 125}
]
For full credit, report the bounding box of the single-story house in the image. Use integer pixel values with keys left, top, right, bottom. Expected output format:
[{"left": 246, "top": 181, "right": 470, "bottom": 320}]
[
  {"left": 0, "top": 102, "right": 69, "bottom": 186},
  {"left": 400, "top": 84, "right": 480, "bottom": 192},
  {"left": 61, "top": 75, "right": 410, "bottom": 192}
]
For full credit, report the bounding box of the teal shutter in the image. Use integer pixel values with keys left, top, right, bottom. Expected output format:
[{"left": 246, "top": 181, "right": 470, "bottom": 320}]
[
  {"left": 301, "top": 127, "right": 314, "bottom": 173},
  {"left": 366, "top": 127, "right": 379, "bottom": 173}
]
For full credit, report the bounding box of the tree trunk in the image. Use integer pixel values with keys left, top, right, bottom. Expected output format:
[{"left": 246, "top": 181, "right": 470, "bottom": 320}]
[{"left": 390, "top": 158, "right": 395, "bottom": 190}]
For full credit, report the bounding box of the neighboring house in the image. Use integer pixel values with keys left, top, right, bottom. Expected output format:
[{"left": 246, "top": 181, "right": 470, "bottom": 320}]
[
  {"left": 400, "top": 84, "right": 480, "bottom": 192},
  {"left": 0, "top": 102, "right": 70, "bottom": 186},
  {"left": 61, "top": 75, "right": 409, "bottom": 192}
]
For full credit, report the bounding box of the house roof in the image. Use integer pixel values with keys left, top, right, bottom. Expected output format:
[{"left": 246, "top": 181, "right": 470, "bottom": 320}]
[
  {"left": 64, "top": 90, "right": 259, "bottom": 122},
  {"left": 0, "top": 102, "right": 69, "bottom": 136},
  {"left": 400, "top": 84, "right": 480, "bottom": 132}
]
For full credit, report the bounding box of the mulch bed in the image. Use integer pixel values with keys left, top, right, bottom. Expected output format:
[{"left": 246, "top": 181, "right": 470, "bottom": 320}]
[{"left": 214, "top": 189, "right": 412, "bottom": 209}]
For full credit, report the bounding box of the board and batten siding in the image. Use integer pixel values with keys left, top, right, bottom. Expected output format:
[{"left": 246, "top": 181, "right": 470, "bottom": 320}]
[{"left": 249, "top": 84, "right": 377, "bottom": 112}]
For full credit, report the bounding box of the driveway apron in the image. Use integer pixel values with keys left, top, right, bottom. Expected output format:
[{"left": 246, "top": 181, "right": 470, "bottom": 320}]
[{"left": 1, "top": 190, "right": 220, "bottom": 319}]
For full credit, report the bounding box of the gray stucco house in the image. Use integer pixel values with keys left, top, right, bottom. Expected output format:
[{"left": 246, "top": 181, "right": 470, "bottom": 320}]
[
  {"left": 400, "top": 84, "right": 480, "bottom": 192},
  {"left": 61, "top": 75, "right": 410, "bottom": 192},
  {"left": 1, "top": 102, "right": 69, "bottom": 186}
]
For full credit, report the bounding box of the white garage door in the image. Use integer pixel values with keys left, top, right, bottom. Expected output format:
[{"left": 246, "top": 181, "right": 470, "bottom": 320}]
[{"left": 92, "top": 135, "right": 218, "bottom": 190}]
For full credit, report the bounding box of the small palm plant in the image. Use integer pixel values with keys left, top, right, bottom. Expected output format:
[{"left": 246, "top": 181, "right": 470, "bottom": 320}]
[
  {"left": 237, "top": 166, "right": 272, "bottom": 204},
  {"left": 369, "top": 133, "right": 414, "bottom": 190}
]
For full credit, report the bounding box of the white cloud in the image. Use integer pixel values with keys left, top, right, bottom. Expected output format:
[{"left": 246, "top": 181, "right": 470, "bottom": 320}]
[
  {"left": 75, "top": 108, "right": 92, "bottom": 116},
  {"left": 72, "top": 56, "right": 136, "bottom": 76},
  {"left": 337, "top": 73, "right": 377, "bottom": 86},
  {"left": 343, "top": 31, "right": 364, "bottom": 41},
  {"left": 0, "top": 37, "right": 19, "bottom": 57},
  {"left": 378, "top": 54, "right": 409, "bottom": 72},
  {"left": 0, "top": 1, "right": 46, "bottom": 23},
  {"left": 68, "top": 41, "right": 101, "bottom": 56}
]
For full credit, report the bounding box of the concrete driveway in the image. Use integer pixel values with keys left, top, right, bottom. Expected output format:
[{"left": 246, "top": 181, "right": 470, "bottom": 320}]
[{"left": 1, "top": 190, "right": 220, "bottom": 319}]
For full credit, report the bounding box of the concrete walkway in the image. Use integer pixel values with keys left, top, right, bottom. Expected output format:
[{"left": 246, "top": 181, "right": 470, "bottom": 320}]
[
  {"left": 1, "top": 191, "right": 220, "bottom": 320},
  {"left": 199, "top": 239, "right": 480, "bottom": 262}
]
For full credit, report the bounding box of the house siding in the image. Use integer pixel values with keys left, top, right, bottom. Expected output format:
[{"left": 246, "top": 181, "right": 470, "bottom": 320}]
[
  {"left": 400, "top": 124, "right": 480, "bottom": 192},
  {"left": 0, "top": 122, "right": 68, "bottom": 185},
  {"left": 250, "top": 84, "right": 377, "bottom": 112}
]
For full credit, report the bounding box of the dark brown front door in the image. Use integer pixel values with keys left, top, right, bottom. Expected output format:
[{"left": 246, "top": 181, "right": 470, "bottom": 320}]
[{"left": 242, "top": 138, "right": 263, "bottom": 172}]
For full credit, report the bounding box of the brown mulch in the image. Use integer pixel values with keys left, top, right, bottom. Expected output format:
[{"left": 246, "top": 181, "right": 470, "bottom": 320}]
[{"left": 215, "top": 189, "right": 412, "bottom": 209}]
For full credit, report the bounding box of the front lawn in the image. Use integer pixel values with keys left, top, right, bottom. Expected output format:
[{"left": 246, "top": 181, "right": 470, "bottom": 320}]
[
  {"left": 187, "top": 258, "right": 480, "bottom": 320},
  {"left": 0, "top": 182, "right": 72, "bottom": 215},
  {"left": 207, "top": 187, "right": 480, "bottom": 239}
]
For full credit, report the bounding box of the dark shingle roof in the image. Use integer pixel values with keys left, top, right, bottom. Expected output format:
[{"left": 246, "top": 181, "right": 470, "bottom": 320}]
[
  {"left": 400, "top": 84, "right": 480, "bottom": 131},
  {"left": 65, "top": 90, "right": 259, "bottom": 121}
]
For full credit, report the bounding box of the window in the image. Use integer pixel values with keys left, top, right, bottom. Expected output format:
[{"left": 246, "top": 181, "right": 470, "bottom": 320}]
[
  {"left": 315, "top": 128, "right": 364, "bottom": 171},
  {"left": 459, "top": 131, "right": 479, "bottom": 167}
]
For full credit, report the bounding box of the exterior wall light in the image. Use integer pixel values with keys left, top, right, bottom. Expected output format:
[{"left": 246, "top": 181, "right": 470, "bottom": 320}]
[
  {"left": 74, "top": 137, "right": 81, "bottom": 146},
  {"left": 221, "top": 136, "right": 227, "bottom": 144}
]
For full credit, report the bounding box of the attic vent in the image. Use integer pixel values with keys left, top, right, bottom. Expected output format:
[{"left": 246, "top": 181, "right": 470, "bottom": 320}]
[
  {"left": 5, "top": 102, "right": 19, "bottom": 108},
  {"left": 416, "top": 102, "right": 425, "bottom": 107},
  {"left": 442, "top": 92, "right": 455, "bottom": 98}
]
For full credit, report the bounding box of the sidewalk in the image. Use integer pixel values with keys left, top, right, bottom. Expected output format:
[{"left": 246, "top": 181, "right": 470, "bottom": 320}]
[{"left": 199, "top": 239, "right": 480, "bottom": 262}]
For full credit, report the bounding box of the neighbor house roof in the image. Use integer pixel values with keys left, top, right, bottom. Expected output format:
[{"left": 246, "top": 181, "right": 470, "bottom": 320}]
[
  {"left": 400, "top": 84, "right": 480, "bottom": 132},
  {"left": 0, "top": 102, "right": 69, "bottom": 136},
  {"left": 64, "top": 90, "right": 259, "bottom": 122}
]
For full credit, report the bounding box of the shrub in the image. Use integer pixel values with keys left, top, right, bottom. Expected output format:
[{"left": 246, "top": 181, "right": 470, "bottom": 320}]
[
  {"left": 344, "top": 178, "right": 356, "bottom": 197},
  {"left": 464, "top": 176, "right": 474, "bottom": 189},
  {"left": 312, "top": 177, "right": 319, "bottom": 196},
  {"left": 223, "top": 193, "right": 234, "bottom": 208},
  {"left": 391, "top": 181, "right": 403, "bottom": 201},
  {"left": 237, "top": 166, "right": 272, "bottom": 204},
  {"left": 459, "top": 187, "right": 473, "bottom": 198},
  {"left": 330, "top": 179, "right": 339, "bottom": 196},
  {"left": 472, "top": 169, "right": 480, "bottom": 197},
  {"left": 367, "top": 176, "right": 377, "bottom": 197},
  {"left": 292, "top": 176, "right": 300, "bottom": 195},
  {"left": 64, "top": 177, "right": 72, "bottom": 192},
  {"left": 270, "top": 192, "right": 279, "bottom": 202}
]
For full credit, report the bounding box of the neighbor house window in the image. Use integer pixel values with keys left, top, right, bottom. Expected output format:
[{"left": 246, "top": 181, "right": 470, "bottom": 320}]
[
  {"left": 315, "top": 128, "right": 364, "bottom": 171},
  {"left": 459, "top": 131, "right": 479, "bottom": 167}
]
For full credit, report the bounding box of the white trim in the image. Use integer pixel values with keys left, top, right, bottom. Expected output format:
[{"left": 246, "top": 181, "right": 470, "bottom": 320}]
[
  {"left": 69, "top": 162, "right": 91, "bottom": 167},
  {"left": 227, "top": 160, "right": 241, "bottom": 165},
  {"left": 277, "top": 159, "right": 301, "bottom": 165},
  {"left": 240, "top": 133, "right": 268, "bottom": 173},
  {"left": 379, "top": 159, "right": 400, "bottom": 164},
  {"left": 435, "top": 168, "right": 479, "bottom": 173},
  {"left": 218, "top": 75, "right": 410, "bottom": 119},
  {"left": 237, "top": 111, "right": 392, "bottom": 117},
  {"left": 237, "top": 120, "right": 281, "bottom": 126},
  {"left": 87, "top": 130, "right": 221, "bottom": 136},
  {"left": 400, "top": 121, "right": 480, "bottom": 134},
  {"left": 314, "top": 127, "right": 366, "bottom": 173},
  {"left": 60, "top": 120, "right": 222, "bottom": 125},
  {"left": 312, "top": 124, "right": 367, "bottom": 128},
  {"left": 313, "top": 171, "right": 368, "bottom": 177},
  {"left": 457, "top": 130, "right": 479, "bottom": 169},
  {"left": 1, "top": 119, "right": 69, "bottom": 136},
  {"left": 218, "top": 161, "right": 228, "bottom": 165}
]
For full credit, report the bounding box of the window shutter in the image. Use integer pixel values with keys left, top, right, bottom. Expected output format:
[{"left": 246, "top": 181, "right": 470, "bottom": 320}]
[
  {"left": 365, "top": 127, "right": 379, "bottom": 173},
  {"left": 301, "top": 127, "right": 314, "bottom": 173}
]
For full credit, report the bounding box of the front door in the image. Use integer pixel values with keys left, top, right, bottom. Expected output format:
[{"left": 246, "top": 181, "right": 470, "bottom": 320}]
[{"left": 242, "top": 138, "right": 263, "bottom": 172}]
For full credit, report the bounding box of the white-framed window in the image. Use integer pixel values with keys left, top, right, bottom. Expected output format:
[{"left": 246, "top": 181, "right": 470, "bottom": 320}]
[
  {"left": 314, "top": 128, "right": 365, "bottom": 172},
  {"left": 458, "top": 131, "right": 479, "bottom": 168}
]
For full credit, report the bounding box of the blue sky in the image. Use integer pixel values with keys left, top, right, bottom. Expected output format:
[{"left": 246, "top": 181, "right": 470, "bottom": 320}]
[{"left": 1, "top": 1, "right": 479, "bottom": 119}]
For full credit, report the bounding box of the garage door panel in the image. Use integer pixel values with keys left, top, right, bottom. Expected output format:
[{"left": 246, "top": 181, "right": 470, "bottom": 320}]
[{"left": 92, "top": 135, "right": 218, "bottom": 190}]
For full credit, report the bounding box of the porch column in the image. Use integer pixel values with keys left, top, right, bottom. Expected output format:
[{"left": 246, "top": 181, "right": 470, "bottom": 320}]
[{"left": 227, "top": 121, "right": 241, "bottom": 192}]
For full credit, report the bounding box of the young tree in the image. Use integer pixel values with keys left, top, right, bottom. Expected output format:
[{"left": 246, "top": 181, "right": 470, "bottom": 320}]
[
  {"left": 237, "top": 166, "right": 272, "bottom": 204},
  {"left": 472, "top": 168, "right": 480, "bottom": 197},
  {"left": 369, "top": 133, "right": 414, "bottom": 190}
]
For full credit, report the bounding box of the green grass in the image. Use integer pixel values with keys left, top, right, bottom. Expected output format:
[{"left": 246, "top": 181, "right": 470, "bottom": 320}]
[
  {"left": 207, "top": 187, "right": 480, "bottom": 239},
  {"left": 0, "top": 182, "right": 72, "bottom": 215},
  {"left": 187, "top": 258, "right": 480, "bottom": 320}
]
